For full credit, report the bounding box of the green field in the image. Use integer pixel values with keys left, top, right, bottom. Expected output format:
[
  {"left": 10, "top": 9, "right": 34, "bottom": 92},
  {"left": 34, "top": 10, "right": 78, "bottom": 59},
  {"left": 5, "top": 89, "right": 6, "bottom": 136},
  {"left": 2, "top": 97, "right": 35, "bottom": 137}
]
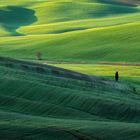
[
  {"left": 0, "top": 0, "right": 140, "bottom": 62},
  {"left": 53, "top": 64, "right": 140, "bottom": 78},
  {"left": 52, "top": 63, "right": 140, "bottom": 91},
  {"left": 0, "top": 57, "right": 140, "bottom": 140},
  {"left": 0, "top": 0, "right": 140, "bottom": 139}
]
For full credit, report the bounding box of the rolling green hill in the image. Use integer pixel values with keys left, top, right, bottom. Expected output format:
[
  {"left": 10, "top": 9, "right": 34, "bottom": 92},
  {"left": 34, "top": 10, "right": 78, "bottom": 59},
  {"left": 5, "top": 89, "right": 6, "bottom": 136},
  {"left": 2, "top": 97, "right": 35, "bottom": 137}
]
[
  {"left": 0, "top": 1, "right": 140, "bottom": 139},
  {"left": 0, "top": 0, "right": 140, "bottom": 62},
  {"left": 0, "top": 57, "right": 140, "bottom": 140}
]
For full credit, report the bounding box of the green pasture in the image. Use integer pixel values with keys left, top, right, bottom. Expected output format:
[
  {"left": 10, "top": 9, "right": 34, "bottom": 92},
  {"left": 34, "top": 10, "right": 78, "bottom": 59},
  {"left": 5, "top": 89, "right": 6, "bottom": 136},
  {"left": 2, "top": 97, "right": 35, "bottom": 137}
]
[
  {"left": 0, "top": 58, "right": 140, "bottom": 139},
  {"left": 53, "top": 63, "right": 140, "bottom": 89},
  {"left": 53, "top": 64, "right": 140, "bottom": 78},
  {"left": 0, "top": 0, "right": 140, "bottom": 62},
  {"left": 0, "top": 0, "right": 140, "bottom": 139}
]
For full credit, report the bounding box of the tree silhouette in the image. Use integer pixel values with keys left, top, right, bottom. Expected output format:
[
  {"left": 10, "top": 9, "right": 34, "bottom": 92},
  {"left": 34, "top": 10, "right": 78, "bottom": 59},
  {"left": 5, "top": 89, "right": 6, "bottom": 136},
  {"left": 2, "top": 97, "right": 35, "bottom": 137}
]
[{"left": 36, "top": 52, "right": 43, "bottom": 60}]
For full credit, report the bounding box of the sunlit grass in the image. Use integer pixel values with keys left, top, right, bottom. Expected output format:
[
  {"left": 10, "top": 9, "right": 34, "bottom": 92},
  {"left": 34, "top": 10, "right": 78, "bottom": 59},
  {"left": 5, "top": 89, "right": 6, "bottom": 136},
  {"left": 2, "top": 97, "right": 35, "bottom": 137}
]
[
  {"left": 0, "top": 1, "right": 140, "bottom": 62},
  {"left": 53, "top": 64, "right": 140, "bottom": 78}
]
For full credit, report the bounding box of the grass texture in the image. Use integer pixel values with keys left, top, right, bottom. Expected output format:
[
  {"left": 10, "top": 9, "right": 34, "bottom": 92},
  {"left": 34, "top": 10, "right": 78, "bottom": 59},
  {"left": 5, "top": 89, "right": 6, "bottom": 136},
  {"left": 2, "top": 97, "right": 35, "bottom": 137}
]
[
  {"left": 0, "top": 0, "right": 140, "bottom": 62},
  {"left": 0, "top": 57, "right": 140, "bottom": 140}
]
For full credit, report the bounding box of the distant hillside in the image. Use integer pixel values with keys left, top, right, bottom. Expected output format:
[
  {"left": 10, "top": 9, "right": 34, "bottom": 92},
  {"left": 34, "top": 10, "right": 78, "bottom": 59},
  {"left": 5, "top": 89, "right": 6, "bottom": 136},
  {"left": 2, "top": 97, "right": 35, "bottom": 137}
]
[{"left": 0, "top": 0, "right": 140, "bottom": 62}]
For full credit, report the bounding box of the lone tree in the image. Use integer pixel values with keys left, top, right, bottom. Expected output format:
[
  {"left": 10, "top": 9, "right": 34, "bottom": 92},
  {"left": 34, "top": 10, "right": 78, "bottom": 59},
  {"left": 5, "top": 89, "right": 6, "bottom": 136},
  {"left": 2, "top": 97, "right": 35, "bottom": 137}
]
[
  {"left": 115, "top": 71, "right": 119, "bottom": 82},
  {"left": 36, "top": 52, "right": 43, "bottom": 60}
]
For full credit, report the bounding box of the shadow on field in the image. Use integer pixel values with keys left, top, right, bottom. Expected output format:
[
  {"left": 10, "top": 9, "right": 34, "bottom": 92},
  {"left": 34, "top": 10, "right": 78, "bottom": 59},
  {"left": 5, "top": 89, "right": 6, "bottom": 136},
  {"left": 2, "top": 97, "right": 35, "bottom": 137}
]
[
  {"left": 99, "top": 0, "right": 140, "bottom": 6},
  {"left": 49, "top": 27, "right": 88, "bottom": 34},
  {"left": 88, "top": 4, "right": 139, "bottom": 18},
  {"left": 0, "top": 6, "right": 37, "bottom": 36}
]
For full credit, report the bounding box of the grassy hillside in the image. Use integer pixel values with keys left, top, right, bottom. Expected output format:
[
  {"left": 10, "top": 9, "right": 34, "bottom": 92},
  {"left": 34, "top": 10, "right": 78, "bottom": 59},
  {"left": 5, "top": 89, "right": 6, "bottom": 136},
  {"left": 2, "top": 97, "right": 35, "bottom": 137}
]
[
  {"left": 53, "top": 63, "right": 140, "bottom": 91},
  {"left": 0, "top": 0, "right": 140, "bottom": 62},
  {"left": 0, "top": 1, "right": 140, "bottom": 139},
  {"left": 0, "top": 57, "right": 140, "bottom": 140}
]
